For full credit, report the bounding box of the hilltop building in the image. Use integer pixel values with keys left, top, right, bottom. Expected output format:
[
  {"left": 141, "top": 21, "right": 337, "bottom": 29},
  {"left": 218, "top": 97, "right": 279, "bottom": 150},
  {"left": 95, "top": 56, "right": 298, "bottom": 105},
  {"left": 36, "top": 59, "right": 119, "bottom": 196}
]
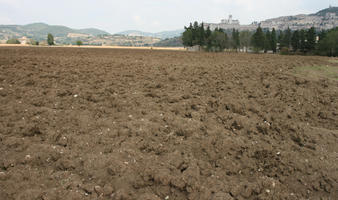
[{"left": 203, "top": 15, "right": 258, "bottom": 31}]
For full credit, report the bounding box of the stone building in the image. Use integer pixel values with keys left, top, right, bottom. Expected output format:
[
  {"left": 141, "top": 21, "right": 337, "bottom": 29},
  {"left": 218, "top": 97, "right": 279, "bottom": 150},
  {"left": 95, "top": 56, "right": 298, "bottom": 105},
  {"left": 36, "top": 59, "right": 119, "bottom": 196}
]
[{"left": 203, "top": 15, "right": 258, "bottom": 31}]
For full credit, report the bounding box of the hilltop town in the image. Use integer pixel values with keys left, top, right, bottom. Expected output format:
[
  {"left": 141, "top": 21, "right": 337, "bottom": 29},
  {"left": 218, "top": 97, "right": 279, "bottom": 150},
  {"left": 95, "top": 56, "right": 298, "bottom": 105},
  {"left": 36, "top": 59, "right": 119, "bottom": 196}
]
[{"left": 204, "top": 6, "right": 338, "bottom": 31}]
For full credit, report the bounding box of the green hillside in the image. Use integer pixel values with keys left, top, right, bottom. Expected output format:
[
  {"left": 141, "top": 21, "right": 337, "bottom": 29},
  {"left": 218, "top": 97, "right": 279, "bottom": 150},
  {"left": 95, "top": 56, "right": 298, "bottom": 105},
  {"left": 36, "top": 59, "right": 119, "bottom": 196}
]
[
  {"left": 314, "top": 6, "right": 338, "bottom": 16},
  {"left": 153, "top": 37, "right": 183, "bottom": 47},
  {"left": 0, "top": 23, "right": 109, "bottom": 41}
]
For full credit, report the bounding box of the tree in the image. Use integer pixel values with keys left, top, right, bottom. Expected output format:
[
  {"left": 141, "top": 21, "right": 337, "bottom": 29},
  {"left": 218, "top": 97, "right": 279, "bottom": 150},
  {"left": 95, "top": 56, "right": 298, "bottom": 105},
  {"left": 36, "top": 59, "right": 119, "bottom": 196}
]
[
  {"left": 192, "top": 21, "right": 199, "bottom": 45},
  {"left": 252, "top": 26, "right": 265, "bottom": 52},
  {"left": 271, "top": 28, "right": 277, "bottom": 53},
  {"left": 291, "top": 30, "right": 300, "bottom": 52},
  {"left": 231, "top": 29, "right": 240, "bottom": 51},
  {"left": 197, "top": 23, "right": 206, "bottom": 46},
  {"left": 182, "top": 24, "right": 194, "bottom": 47},
  {"left": 318, "top": 30, "right": 327, "bottom": 43},
  {"left": 278, "top": 31, "right": 284, "bottom": 48},
  {"left": 6, "top": 38, "right": 20, "bottom": 44},
  {"left": 282, "top": 27, "right": 292, "bottom": 49},
  {"left": 264, "top": 30, "right": 271, "bottom": 52},
  {"left": 317, "top": 27, "right": 338, "bottom": 56},
  {"left": 205, "top": 26, "right": 212, "bottom": 50},
  {"left": 47, "top": 33, "right": 54, "bottom": 45},
  {"left": 306, "top": 27, "right": 316, "bottom": 52},
  {"left": 76, "top": 40, "right": 83, "bottom": 46},
  {"left": 299, "top": 29, "right": 306, "bottom": 53},
  {"left": 30, "top": 40, "right": 39, "bottom": 45},
  {"left": 210, "top": 30, "right": 229, "bottom": 52},
  {"left": 239, "top": 31, "right": 251, "bottom": 52}
]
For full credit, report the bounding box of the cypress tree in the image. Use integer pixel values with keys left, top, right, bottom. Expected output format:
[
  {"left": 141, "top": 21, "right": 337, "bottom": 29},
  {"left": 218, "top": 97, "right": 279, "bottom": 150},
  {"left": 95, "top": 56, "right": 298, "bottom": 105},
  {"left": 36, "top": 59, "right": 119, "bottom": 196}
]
[
  {"left": 291, "top": 30, "right": 300, "bottom": 52},
  {"left": 299, "top": 29, "right": 306, "bottom": 53},
  {"left": 278, "top": 31, "right": 284, "bottom": 49},
  {"left": 47, "top": 33, "right": 54, "bottom": 45},
  {"left": 271, "top": 28, "right": 277, "bottom": 53},
  {"left": 231, "top": 29, "right": 240, "bottom": 50},
  {"left": 264, "top": 30, "right": 271, "bottom": 52},
  {"left": 252, "top": 26, "right": 265, "bottom": 51},
  {"left": 205, "top": 26, "right": 212, "bottom": 50},
  {"left": 283, "top": 27, "right": 292, "bottom": 49},
  {"left": 192, "top": 21, "right": 199, "bottom": 46},
  {"left": 182, "top": 26, "right": 193, "bottom": 47},
  {"left": 306, "top": 27, "right": 316, "bottom": 52},
  {"left": 199, "top": 23, "right": 206, "bottom": 46}
]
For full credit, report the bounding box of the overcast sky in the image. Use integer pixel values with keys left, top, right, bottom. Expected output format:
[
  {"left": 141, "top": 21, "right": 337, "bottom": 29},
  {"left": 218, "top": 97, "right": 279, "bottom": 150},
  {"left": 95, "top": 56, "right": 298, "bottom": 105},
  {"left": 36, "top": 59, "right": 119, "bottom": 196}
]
[{"left": 0, "top": 0, "right": 336, "bottom": 33}]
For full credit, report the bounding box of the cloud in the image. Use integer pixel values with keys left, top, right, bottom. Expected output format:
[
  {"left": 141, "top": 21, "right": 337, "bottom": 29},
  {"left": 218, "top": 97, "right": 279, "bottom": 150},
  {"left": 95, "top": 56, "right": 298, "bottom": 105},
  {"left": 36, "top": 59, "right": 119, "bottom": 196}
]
[
  {"left": 152, "top": 20, "right": 160, "bottom": 26},
  {"left": 0, "top": 15, "right": 12, "bottom": 24},
  {"left": 132, "top": 15, "right": 144, "bottom": 26},
  {"left": 208, "top": 0, "right": 307, "bottom": 24},
  {"left": 0, "top": 0, "right": 20, "bottom": 7}
]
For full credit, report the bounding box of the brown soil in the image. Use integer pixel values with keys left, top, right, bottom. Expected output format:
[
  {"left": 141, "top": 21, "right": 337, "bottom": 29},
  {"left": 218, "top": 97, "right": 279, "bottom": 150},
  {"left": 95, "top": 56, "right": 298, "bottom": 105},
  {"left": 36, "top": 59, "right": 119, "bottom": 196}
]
[{"left": 0, "top": 47, "right": 337, "bottom": 200}]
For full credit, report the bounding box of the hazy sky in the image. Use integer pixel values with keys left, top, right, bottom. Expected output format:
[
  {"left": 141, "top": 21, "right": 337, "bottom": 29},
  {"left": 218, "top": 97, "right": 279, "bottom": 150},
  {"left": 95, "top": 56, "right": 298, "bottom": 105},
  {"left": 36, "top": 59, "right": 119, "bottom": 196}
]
[{"left": 0, "top": 0, "right": 336, "bottom": 33}]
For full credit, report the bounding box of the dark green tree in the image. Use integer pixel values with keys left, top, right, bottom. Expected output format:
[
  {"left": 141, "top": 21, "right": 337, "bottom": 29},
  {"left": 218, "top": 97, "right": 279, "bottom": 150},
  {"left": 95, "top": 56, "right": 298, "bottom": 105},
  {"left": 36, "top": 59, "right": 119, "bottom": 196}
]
[
  {"left": 47, "top": 33, "right": 54, "bottom": 45},
  {"left": 264, "top": 30, "right": 271, "bottom": 52},
  {"left": 282, "top": 27, "right": 292, "bottom": 49},
  {"left": 192, "top": 21, "right": 199, "bottom": 45},
  {"left": 317, "top": 27, "right": 338, "bottom": 56},
  {"left": 6, "top": 38, "right": 20, "bottom": 44},
  {"left": 271, "top": 28, "right": 277, "bottom": 53},
  {"left": 231, "top": 29, "right": 240, "bottom": 51},
  {"left": 252, "top": 26, "right": 265, "bottom": 52},
  {"left": 182, "top": 26, "right": 193, "bottom": 47},
  {"left": 210, "top": 30, "right": 229, "bottom": 52},
  {"left": 306, "top": 27, "right": 316, "bottom": 52},
  {"left": 205, "top": 26, "right": 212, "bottom": 50},
  {"left": 198, "top": 23, "right": 206, "bottom": 46},
  {"left": 291, "top": 30, "right": 300, "bottom": 52},
  {"left": 76, "top": 40, "right": 83, "bottom": 46},
  {"left": 239, "top": 31, "right": 251, "bottom": 52},
  {"left": 299, "top": 29, "right": 306, "bottom": 53},
  {"left": 318, "top": 30, "right": 327, "bottom": 43},
  {"left": 278, "top": 31, "right": 284, "bottom": 48}
]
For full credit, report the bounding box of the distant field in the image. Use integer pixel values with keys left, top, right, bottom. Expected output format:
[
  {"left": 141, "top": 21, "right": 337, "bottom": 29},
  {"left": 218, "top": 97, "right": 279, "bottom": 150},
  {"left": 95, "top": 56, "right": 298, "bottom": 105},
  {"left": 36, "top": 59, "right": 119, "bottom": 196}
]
[
  {"left": 0, "top": 43, "right": 185, "bottom": 51},
  {"left": 294, "top": 65, "right": 338, "bottom": 80},
  {"left": 0, "top": 47, "right": 337, "bottom": 200},
  {"left": 328, "top": 59, "right": 338, "bottom": 64}
]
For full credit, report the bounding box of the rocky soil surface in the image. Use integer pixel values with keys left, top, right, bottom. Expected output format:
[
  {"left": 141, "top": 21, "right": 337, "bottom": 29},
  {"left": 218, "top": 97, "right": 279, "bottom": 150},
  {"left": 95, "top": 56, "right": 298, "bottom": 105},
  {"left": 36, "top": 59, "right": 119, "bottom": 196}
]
[{"left": 0, "top": 47, "right": 337, "bottom": 200}]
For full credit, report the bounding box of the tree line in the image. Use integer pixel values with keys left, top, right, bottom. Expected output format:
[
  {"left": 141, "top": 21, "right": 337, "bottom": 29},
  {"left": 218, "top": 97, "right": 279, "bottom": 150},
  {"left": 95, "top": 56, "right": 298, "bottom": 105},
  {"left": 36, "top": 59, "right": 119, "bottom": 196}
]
[{"left": 182, "top": 21, "right": 338, "bottom": 56}]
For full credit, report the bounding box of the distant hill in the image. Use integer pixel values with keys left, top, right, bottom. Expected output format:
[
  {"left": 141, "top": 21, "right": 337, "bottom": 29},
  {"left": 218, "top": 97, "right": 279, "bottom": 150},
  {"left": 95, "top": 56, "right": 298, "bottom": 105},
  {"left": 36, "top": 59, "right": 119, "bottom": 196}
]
[
  {"left": 313, "top": 6, "right": 338, "bottom": 16},
  {"left": 116, "top": 29, "right": 184, "bottom": 39},
  {"left": 204, "top": 6, "right": 338, "bottom": 31},
  {"left": 0, "top": 23, "right": 109, "bottom": 41},
  {"left": 153, "top": 37, "right": 183, "bottom": 47},
  {"left": 260, "top": 6, "right": 338, "bottom": 30}
]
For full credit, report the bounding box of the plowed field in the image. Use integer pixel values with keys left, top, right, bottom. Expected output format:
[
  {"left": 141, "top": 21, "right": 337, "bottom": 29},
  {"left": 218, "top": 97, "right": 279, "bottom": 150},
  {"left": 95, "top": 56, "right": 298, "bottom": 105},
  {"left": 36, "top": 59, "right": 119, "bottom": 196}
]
[{"left": 0, "top": 47, "right": 337, "bottom": 200}]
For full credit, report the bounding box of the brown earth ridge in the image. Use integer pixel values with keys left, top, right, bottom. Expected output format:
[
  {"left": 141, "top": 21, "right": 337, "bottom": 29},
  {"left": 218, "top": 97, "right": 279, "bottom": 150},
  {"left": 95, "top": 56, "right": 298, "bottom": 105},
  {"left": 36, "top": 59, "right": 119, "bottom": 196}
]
[{"left": 0, "top": 47, "right": 337, "bottom": 200}]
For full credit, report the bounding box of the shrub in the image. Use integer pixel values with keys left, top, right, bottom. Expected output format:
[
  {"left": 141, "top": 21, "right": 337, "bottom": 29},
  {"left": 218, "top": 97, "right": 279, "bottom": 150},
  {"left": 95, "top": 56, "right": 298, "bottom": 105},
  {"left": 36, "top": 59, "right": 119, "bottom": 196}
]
[
  {"left": 47, "top": 33, "right": 54, "bottom": 45},
  {"left": 29, "top": 40, "right": 39, "bottom": 45},
  {"left": 76, "top": 40, "right": 83, "bottom": 46},
  {"left": 6, "top": 39, "right": 20, "bottom": 44},
  {"left": 280, "top": 47, "right": 290, "bottom": 55}
]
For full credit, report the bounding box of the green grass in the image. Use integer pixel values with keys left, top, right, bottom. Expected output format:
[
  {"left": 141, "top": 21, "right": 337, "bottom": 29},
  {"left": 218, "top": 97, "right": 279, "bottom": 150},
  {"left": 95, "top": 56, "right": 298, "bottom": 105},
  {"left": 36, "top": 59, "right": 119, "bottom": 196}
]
[
  {"left": 328, "top": 59, "right": 338, "bottom": 64},
  {"left": 294, "top": 65, "right": 338, "bottom": 80}
]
